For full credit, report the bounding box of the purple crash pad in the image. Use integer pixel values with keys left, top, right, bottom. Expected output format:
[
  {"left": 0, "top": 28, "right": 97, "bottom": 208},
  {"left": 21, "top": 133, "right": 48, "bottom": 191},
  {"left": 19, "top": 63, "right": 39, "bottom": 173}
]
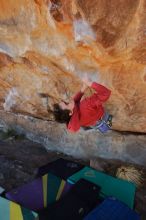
[
  {"left": 6, "top": 172, "right": 69, "bottom": 211},
  {"left": 6, "top": 177, "right": 44, "bottom": 211}
]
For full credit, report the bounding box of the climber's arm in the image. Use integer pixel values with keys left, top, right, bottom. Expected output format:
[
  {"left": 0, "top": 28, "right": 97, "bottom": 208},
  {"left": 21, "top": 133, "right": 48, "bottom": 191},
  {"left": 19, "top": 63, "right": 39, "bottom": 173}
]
[
  {"left": 91, "top": 82, "right": 111, "bottom": 102},
  {"left": 67, "top": 105, "right": 80, "bottom": 132}
]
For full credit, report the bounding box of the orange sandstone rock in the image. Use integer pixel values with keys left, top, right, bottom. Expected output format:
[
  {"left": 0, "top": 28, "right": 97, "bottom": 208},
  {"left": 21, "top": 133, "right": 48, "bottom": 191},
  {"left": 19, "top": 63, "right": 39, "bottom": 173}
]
[{"left": 0, "top": 0, "right": 145, "bottom": 132}]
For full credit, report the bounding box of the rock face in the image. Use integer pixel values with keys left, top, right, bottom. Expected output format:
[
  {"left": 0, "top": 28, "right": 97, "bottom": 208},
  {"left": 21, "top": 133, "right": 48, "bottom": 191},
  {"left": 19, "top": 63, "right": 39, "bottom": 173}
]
[
  {"left": 1, "top": 110, "right": 146, "bottom": 167},
  {"left": 0, "top": 0, "right": 146, "bottom": 133}
]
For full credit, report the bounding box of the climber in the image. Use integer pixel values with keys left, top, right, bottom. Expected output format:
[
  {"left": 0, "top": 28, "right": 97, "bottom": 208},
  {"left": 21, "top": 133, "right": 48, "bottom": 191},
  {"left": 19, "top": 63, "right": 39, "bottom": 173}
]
[{"left": 53, "top": 76, "right": 112, "bottom": 133}]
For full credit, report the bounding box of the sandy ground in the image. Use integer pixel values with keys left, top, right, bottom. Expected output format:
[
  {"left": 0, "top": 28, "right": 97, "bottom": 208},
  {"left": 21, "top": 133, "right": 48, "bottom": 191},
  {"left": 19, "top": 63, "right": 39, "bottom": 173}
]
[{"left": 0, "top": 132, "right": 145, "bottom": 219}]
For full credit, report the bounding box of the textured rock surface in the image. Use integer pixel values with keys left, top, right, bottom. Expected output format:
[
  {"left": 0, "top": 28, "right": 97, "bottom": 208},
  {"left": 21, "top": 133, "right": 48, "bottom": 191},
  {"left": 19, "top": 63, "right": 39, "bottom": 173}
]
[
  {"left": 0, "top": 3, "right": 146, "bottom": 217},
  {"left": 0, "top": 0, "right": 146, "bottom": 132},
  {"left": 0, "top": 110, "right": 146, "bottom": 167}
]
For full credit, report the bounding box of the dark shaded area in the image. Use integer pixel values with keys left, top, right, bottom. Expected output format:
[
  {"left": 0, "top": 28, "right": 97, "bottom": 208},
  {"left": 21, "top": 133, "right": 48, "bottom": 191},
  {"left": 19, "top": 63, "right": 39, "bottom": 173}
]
[
  {"left": 53, "top": 103, "right": 71, "bottom": 124},
  {"left": 39, "top": 179, "right": 101, "bottom": 220},
  {"left": 0, "top": 131, "right": 145, "bottom": 219}
]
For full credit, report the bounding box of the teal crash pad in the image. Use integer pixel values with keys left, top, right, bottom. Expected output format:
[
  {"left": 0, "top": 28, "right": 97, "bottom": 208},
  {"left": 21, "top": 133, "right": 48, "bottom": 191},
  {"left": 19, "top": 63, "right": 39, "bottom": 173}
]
[
  {"left": 67, "top": 166, "right": 136, "bottom": 209},
  {"left": 0, "top": 196, "right": 38, "bottom": 220}
]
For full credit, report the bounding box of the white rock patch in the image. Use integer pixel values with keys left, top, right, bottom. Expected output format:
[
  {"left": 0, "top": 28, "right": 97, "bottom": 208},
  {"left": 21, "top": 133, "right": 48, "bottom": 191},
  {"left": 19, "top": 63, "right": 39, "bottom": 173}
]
[{"left": 3, "top": 88, "right": 19, "bottom": 111}]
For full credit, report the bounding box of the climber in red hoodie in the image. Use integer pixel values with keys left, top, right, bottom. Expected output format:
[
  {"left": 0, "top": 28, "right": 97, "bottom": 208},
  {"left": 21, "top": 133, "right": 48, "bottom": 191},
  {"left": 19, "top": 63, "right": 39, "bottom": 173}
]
[{"left": 53, "top": 76, "right": 112, "bottom": 133}]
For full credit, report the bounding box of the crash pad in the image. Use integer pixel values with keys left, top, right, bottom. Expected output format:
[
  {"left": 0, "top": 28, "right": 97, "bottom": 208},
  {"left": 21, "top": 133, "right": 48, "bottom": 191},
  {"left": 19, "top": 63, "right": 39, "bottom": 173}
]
[
  {"left": 0, "top": 196, "right": 38, "bottom": 220},
  {"left": 67, "top": 166, "right": 136, "bottom": 208},
  {"left": 39, "top": 179, "right": 101, "bottom": 220},
  {"left": 37, "top": 158, "right": 84, "bottom": 179},
  {"left": 6, "top": 172, "right": 68, "bottom": 211},
  {"left": 59, "top": 181, "right": 73, "bottom": 198},
  {"left": 84, "top": 197, "right": 140, "bottom": 220}
]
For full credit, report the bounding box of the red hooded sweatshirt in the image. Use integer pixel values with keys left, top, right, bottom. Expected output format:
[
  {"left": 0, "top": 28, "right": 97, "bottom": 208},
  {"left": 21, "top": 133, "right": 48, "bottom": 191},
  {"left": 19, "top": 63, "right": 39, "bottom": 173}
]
[{"left": 67, "top": 82, "right": 111, "bottom": 132}]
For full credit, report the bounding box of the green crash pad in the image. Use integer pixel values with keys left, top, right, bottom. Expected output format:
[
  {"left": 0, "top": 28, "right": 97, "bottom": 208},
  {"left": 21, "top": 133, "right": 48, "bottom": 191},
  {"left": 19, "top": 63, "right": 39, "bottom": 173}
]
[
  {"left": 0, "top": 196, "right": 38, "bottom": 220},
  {"left": 67, "top": 166, "right": 136, "bottom": 209}
]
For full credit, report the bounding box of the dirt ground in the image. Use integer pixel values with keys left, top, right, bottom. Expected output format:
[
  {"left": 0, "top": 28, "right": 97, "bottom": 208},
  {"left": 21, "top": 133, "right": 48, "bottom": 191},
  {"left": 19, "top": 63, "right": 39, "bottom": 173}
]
[{"left": 0, "top": 131, "right": 145, "bottom": 219}]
